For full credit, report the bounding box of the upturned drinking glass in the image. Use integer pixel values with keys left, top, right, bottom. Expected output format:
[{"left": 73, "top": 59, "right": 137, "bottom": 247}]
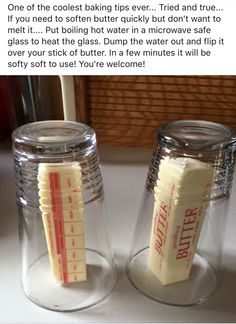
[
  {"left": 13, "top": 121, "right": 117, "bottom": 311},
  {"left": 127, "top": 120, "right": 236, "bottom": 306}
]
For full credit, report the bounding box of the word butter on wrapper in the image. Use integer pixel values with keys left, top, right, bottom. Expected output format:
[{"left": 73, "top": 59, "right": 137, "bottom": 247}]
[
  {"left": 38, "top": 162, "right": 86, "bottom": 284},
  {"left": 148, "top": 157, "right": 214, "bottom": 285}
]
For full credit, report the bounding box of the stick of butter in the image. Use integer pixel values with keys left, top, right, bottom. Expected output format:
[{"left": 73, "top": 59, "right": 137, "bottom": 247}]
[
  {"left": 38, "top": 162, "right": 87, "bottom": 284},
  {"left": 148, "top": 157, "right": 214, "bottom": 285}
]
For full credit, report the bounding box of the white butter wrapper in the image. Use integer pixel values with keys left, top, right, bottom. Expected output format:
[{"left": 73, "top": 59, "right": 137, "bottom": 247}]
[
  {"left": 38, "top": 162, "right": 87, "bottom": 284},
  {"left": 148, "top": 157, "right": 214, "bottom": 285}
]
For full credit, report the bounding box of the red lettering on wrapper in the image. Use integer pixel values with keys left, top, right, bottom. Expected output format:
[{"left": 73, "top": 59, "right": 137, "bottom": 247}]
[
  {"left": 176, "top": 207, "right": 198, "bottom": 260},
  {"left": 49, "top": 172, "right": 68, "bottom": 283},
  {"left": 154, "top": 201, "right": 169, "bottom": 255},
  {"left": 176, "top": 250, "right": 188, "bottom": 259}
]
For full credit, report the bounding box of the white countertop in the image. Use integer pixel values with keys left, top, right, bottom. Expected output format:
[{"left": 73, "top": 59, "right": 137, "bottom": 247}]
[{"left": 1, "top": 139, "right": 236, "bottom": 323}]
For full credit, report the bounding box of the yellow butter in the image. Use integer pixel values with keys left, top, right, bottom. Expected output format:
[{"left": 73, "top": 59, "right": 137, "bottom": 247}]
[
  {"left": 38, "top": 162, "right": 87, "bottom": 284},
  {"left": 148, "top": 157, "right": 214, "bottom": 285}
]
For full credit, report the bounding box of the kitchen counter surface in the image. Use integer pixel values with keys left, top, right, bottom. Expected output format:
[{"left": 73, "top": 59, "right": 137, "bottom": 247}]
[{"left": 0, "top": 139, "right": 236, "bottom": 323}]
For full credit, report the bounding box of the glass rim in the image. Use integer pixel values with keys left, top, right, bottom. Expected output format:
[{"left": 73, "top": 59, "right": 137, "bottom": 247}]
[
  {"left": 158, "top": 120, "right": 236, "bottom": 151},
  {"left": 12, "top": 120, "right": 96, "bottom": 155}
]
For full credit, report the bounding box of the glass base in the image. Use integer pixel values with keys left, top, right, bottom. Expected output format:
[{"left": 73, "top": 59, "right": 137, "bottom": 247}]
[
  {"left": 23, "top": 249, "right": 117, "bottom": 311},
  {"left": 127, "top": 247, "right": 218, "bottom": 306}
]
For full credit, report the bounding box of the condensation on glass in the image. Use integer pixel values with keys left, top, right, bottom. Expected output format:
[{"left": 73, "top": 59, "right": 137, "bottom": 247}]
[
  {"left": 13, "top": 121, "right": 117, "bottom": 311},
  {"left": 127, "top": 120, "right": 236, "bottom": 306}
]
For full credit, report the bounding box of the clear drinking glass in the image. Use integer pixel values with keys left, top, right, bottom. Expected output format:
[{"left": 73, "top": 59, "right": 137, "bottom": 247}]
[
  {"left": 127, "top": 120, "right": 236, "bottom": 306},
  {"left": 12, "top": 121, "right": 117, "bottom": 311}
]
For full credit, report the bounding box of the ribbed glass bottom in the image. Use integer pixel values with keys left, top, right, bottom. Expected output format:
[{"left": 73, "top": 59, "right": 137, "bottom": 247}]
[
  {"left": 127, "top": 247, "right": 219, "bottom": 306},
  {"left": 23, "top": 249, "right": 117, "bottom": 312}
]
